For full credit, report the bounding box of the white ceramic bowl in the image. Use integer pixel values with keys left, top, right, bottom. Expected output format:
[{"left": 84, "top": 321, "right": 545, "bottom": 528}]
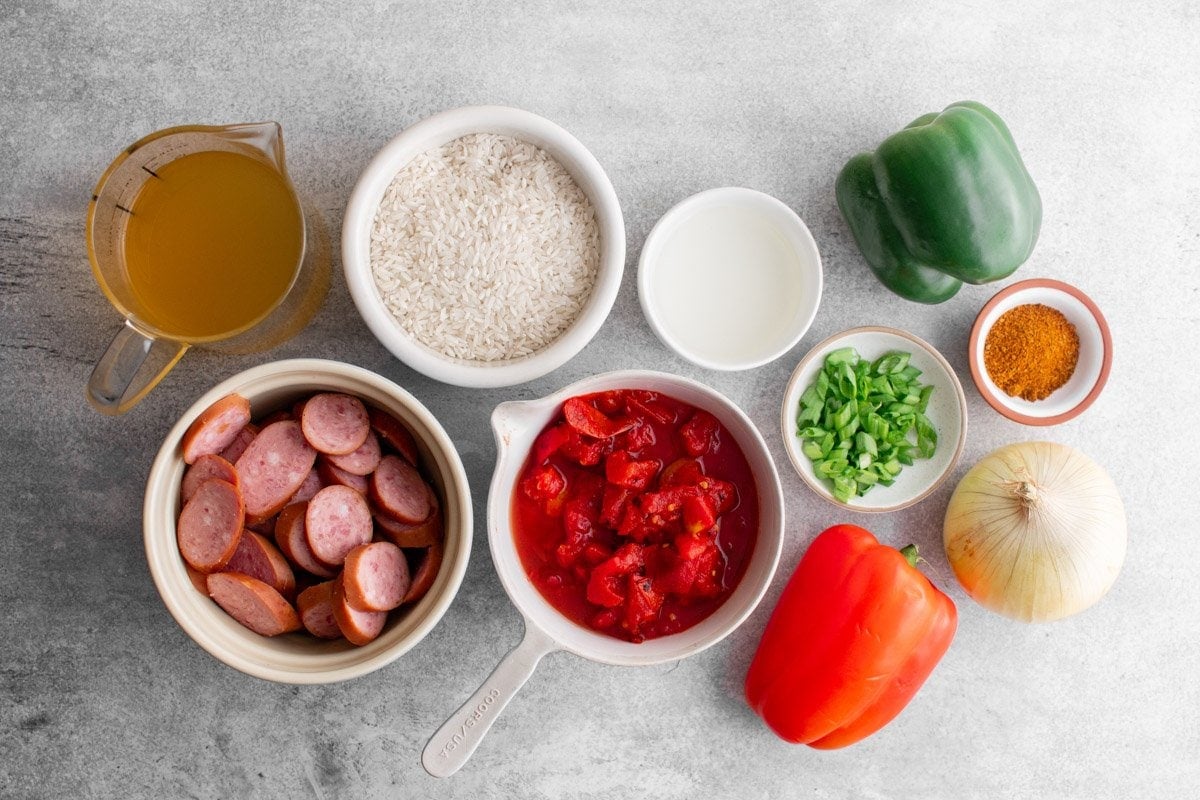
[
  {"left": 342, "top": 105, "right": 626, "bottom": 388},
  {"left": 144, "top": 359, "right": 472, "bottom": 684},
  {"left": 780, "top": 327, "right": 967, "bottom": 512},
  {"left": 423, "top": 370, "right": 785, "bottom": 777},
  {"left": 969, "top": 278, "right": 1112, "bottom": 426},
  {"left": 638, "top": 187, "right": 823, "bottom": 370}
]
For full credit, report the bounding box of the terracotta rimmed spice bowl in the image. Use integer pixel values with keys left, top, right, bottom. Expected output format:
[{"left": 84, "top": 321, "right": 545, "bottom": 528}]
[{"left": 969, "top": 278, "right": 1112, "bottom": 426}]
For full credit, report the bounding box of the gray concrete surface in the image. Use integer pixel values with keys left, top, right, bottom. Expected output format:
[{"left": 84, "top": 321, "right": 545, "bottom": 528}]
[{"left": 2, "top": 1, "right": 1198, "bottom": 797}]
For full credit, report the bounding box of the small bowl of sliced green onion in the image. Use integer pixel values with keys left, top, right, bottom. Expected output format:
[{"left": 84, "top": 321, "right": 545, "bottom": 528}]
[{"left": 780, "top": 326, "right": 968, "bottom": 512}]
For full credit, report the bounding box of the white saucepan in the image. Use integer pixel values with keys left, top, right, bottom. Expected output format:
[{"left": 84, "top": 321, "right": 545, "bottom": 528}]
[{"left": 422, "top": 370, "right": 785, "bottom": 777}]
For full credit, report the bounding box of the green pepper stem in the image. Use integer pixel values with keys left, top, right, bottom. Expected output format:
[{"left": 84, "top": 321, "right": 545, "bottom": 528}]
[{"left": 900, "top": 544, "right": 920, "bottom": 568}]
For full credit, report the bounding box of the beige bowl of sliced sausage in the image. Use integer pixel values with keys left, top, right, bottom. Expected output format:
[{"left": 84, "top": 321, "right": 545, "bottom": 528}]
[{"left": 144, "top": 358, "right": 472, "bottom": 684}]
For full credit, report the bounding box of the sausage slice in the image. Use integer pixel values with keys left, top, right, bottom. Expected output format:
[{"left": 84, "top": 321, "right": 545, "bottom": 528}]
[
  {"left": 341, "top": 542, "right": 411, "bottom": 612},
  {"left": 181, "top": 454, "right": 239, "bottom": 505},
  {"left": 317, "top": 458, "right": 368, "bottom": 494},
  {"left": 305, "top": 485, "right": 373, "bottom": 567},
  {"left": 223, "top": 530, "right": 296, "bottom": 599},
  {"left": 368, "top": 407, "right": 420, "bottom": 465},
  {"left": 296, "top": 581, "right": 343, "bottom": 640},
  {"left": 370, "top": 455, "right": 432, "bottom": 524},
  {"left": 219, "top": 423, "right": 258, "bottom": 466},
  {"left": 182, "top": 394, "right": 252, "bottom": 465},
  {"left": 373, "top": 504, "right": 443, "bottom": 549},
  {"left": 326, "top": 431, "right": 382, "bottom": 476},
  {"left": 301, "top": 393, "right": 370, "bottom": 456},
  {"left": 206, "top": 572, "right": 301, "bottom": 636},
  {"left": 331, "top": 574, "right": 387, "bottom": 645},
  {"left": 402, "top": 541, "right": 443, "bottom": 605},
  {"left": 177, "top": 478, "right": 244, "bottom": 573},
  {"left": 274, "top": 502, "right": 336, "bottom": 578},
  {"left": 235, "top": 420, "right": 318, "bottom": 524}
]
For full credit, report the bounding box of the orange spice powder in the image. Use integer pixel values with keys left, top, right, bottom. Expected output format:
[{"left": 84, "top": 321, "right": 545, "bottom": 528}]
[{"left": 983, "top": 303, "right": 1080, "bottom": 401}]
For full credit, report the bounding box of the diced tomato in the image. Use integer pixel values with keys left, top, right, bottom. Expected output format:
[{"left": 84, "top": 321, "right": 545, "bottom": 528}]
[
  {"left": 625, "top": 391, "right": 676, "bottom": 425},
  {"left": 615, "top": 420, "right": 656, "bottom": 453},
  {"left": 522, "top": 464, "right": 565, "bottom": 502},
  {"left": 593, "top": 391, "right": 624, "bottom": 415},
  {"left": 640, "top": 485, "right": 697, "bottom": 521},
  {"left": 674, "top": 530, "right": 709, "bottom": 561},
  {"left": 586, "top": 543, "right": 644, "bottom": 607},
  {"left": 657, "top": 552, "right": 701, "bottom": 595},
  {"left": 567, "top": 470, "right": 605, "bottom": 506},
  {"left": 682, "top": 494, "right": 717, "bottom": 536},
  {"left": 556, "top": 496, "right": 598, "bottom": 567},
  {"left": 582, "top": 541, "right": 611, "bottom": 565},
  {"left": 623, "top": 574, "right": 664, "bottom": 636},
  {"left": 605, "top": 450, "right": 660, "bottom": 490},
  {"left": 561, "top": 428, "right": 608, "bottom": 466},
  {"left": 660, "top": 458, "right": 704, "bottom": 487},
  {"left": 533, "top": 423, "right": 571, "bottom": 465},
  {"left": 617, "top": 503, "right": 656, "bottom": 542},
  {"left": 679, "top": 410, "right": 719, "bottom": 457},
  {"left": 563, "top": 397, "right": 636, "bottom": 439},
  {"left": 691, "top": 545, "right": 723, "bottom": 598},
  {"left": 600, "top": 484, "right": 635, "bottom": 528},
  {"left": 698, "top": 477, "right": 737, "bottom": 514}
]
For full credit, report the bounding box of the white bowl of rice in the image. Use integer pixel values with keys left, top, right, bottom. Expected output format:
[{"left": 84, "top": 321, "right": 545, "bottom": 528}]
[{"left": 342, "top": 106, "right": 625, "bottom": 388}]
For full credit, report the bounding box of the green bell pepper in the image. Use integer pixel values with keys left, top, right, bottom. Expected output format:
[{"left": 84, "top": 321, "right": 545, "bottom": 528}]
[{"left": 835, "top": 101, "right": 1042, "bottom": 304}]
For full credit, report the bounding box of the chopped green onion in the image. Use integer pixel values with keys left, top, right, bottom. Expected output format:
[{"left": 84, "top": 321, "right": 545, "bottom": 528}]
[{"left": 793, "top": 346, "right": 938, "bottom": 503}]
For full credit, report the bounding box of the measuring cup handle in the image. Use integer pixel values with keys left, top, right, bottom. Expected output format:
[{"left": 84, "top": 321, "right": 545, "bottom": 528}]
[
  {"left": 86, "top": 320, "right": 188, "bottom": 415},
  {"left": 421, "top": 621, "right": 557, "bottom": 778}
]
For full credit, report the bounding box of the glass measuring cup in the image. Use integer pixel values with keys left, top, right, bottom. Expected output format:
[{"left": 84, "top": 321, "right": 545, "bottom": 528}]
[{"left": 85, "top": 122, "right": 330, "bottom": 414}]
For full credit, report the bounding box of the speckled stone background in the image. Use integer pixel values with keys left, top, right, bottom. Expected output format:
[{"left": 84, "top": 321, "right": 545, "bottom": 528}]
[{"left": 2, "top": 1, "right": 1198, "bottom": 797}]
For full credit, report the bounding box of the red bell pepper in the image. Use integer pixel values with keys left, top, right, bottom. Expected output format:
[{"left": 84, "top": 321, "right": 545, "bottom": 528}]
[{"left": 744, "top": 524, "right": 957, "bottom": 749}]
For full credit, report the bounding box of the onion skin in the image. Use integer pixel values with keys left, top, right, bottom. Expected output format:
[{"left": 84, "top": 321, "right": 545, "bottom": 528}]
[{"left": 943, "top": 441, "right": 1126, "bottom": 622}]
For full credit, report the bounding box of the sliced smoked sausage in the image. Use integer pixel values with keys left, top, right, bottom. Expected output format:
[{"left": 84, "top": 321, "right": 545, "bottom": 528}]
[
  {"left": 206, "top": 572, "right": 301, "bottom": 636},
  {"left": 317, "top": 458, "right": 368, "bottom": 494},
  {"left": 223, "top": 529, "right": 296, "bottom": 599},
  {"left": 182, "top": 394, "right": 252, "bottom": 465},
  {"left": 305, "top": 485, "right": 373, "bottom": 567},
  {"left": 234, "top": 420, "right": 318, "bottom": 524},
  {"left": 274, "top": 502, "right": 337, "bottom": 579},
  {"left": 373, "top": 504, "right": 443, "bottom": 549},
  {"left": 341, "top": 542, "right": 411, "bottom": 612},
  {"left": 301, "top": 393, "right": 370, "bottom": 456},
  {"left": 181, "top": 454, "right": 239, "bottom": 504},
  {"left": 326, "top": 430, "right": 381, "bottom": 476},
  {"left": 370, "top": 455, "right": 432, "bottom": 524},
  {"left": 368, "top": 407, "right": 420, "bottom": 466},
  {"left": 177, "top": 478, "right": 244, "bottom": 573},
  {"left": 219, "top": 423, "right": 259, "bottom": 465},
  {"left": 402, "top": 541, "right": 443, "bottom": 605},
  {"left": 331, "top": 574, "right": 387, "bottom": 645},
  {"left": 296, "top": 581, "right": 343, "bottom": 640}
]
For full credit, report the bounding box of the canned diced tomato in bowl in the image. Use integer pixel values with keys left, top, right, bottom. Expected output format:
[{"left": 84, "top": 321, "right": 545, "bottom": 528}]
[
  {"left": 423, "top": 370, "right": 784, "bottom": 777},
  {"left": 143, "top": 358, "right": 472, "bottom": 684}
]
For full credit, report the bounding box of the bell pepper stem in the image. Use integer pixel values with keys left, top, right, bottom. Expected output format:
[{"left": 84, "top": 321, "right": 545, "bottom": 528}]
[{"left": 900, "top": 544, "right": 920, "bottom": 568}]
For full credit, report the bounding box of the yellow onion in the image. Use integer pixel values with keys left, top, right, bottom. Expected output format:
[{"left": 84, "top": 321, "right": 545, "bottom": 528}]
[{"left": 943, "top": 441, "right": 1126, "bottom": 622}]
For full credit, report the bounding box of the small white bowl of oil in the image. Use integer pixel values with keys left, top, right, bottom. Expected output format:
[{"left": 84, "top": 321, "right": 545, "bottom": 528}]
[{"left": 637, "top": 187, "right": 823, "bottom": 371}]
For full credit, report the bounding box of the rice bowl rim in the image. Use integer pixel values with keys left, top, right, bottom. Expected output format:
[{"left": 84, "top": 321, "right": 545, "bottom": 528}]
[{"left": 342, "top": 106, "right": 626, "bottom": 388}]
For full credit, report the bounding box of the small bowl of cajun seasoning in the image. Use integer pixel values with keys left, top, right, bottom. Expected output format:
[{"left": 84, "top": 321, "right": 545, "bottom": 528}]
[{"left": 969, "top": 278, "right": 1112, "bottom": 425}]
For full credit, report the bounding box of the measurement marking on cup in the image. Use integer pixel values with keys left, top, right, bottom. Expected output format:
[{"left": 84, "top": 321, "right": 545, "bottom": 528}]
[
  {"left": 141, "top": 165, "right": 161, "bottom": 179},
  {"left": 437, "top": 688, "right": 500, "bottom": 758},
  {"left": 115, "top": 204, "right": 134, "bottom": 215}
]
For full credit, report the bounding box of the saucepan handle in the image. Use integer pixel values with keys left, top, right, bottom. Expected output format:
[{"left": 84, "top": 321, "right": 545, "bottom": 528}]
[{"left": 421, "top": 620, "right": 558, "bottom": 778}]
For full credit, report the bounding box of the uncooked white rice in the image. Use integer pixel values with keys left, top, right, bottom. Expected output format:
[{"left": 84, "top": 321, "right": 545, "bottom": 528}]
[{"left": 369, "top": 133, "right": 601, "bottom": 363}]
